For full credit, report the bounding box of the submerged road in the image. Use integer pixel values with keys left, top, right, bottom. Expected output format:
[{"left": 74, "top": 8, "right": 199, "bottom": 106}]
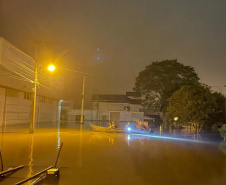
[{"left": 0, "top": 122, "right": 226, "bottom": 185}]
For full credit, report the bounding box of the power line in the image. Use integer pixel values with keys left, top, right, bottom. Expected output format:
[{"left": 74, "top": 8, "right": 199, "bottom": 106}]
[
  {"left": 2, "top": 52, "right": 35, "bottom": 74},
  {"left": 0, "top": 72, "right": 32, "bottom": 83},
  {"left": 0, "top": 64, "right": 34, "bottom": 83}
]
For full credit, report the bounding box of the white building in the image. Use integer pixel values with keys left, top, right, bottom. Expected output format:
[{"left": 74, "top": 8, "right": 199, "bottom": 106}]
[
  {"left": 0, "top": 37, "right": 62, "bottom": 128},
  {"left": 92, "top": 92, "right": 144, "bottom": 125},
  {"left": 65, "top": 92, "right": 144, "bottom": 126}
]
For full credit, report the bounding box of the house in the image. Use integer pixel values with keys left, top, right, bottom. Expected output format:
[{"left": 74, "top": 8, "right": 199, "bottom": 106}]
[
  {"left": 0, "top": 37, "right": 62, "bottom": 128},
  {"left": 65, "top": 92, "right": 144, "bottom": 127},
  {"left": 91, "top": 92, "right": 144, "bottom": 127}
]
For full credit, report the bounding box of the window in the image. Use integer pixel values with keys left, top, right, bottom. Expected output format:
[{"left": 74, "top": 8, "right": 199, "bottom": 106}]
[
  {"left": 6, "top": 89, "right": 18, "bottom": 98},
  {"left": 124, "top": 106, "right": 130, "bottom": 111},
  {"left": 24, "top": 92, "right": 32, "bottom": 100}
]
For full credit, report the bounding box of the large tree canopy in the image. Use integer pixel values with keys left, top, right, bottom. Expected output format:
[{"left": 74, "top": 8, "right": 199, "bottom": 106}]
[
  {"left": 167, "top": 85, "right": 215, "bottom": 132},
  {"left": 134, "top": 60, "right": 199, "bottom": 113}
]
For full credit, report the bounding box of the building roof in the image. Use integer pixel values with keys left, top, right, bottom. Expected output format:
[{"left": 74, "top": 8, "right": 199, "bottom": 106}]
[{"left": 92, "top": 94, "right": 141, "bottom": 104}]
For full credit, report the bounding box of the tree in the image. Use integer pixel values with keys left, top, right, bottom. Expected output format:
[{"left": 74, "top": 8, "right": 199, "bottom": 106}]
[
  {"left": 205, "top": 92, "right": 225, "bottom": 129},
  {"left": 167, "top": 85, "right": 215, "bottom": 133},
  {"left": 134, "top": 60, "right": 199, "bottom": 115}
]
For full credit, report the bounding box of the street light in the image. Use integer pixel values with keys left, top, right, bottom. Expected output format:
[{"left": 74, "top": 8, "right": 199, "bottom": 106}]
[
  {"left": 48, "top": 64, "right": 55, "bottom": 72},
  {"left": 174, "top": 117, "right": 179, "bottom": 129},
  {"left": 47, "top": 64, "right": 89, "bottom": 124},
  {"left": 174, "top": 117, "right": 179, "bottom": 121}
]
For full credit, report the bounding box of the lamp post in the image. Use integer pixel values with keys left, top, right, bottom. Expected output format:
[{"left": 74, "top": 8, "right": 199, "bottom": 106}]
[
  {"left": 30, "top": 41, "right": 53, "bottom": 133},
  {"left": 47, "top": 65, "right": 90, "bottom": 125},
  {"left": 174, "top": 117, "right": 179, "bottom": 129},
  {"left": 30, "top": 64, "right": 38, "bottom": 133}
]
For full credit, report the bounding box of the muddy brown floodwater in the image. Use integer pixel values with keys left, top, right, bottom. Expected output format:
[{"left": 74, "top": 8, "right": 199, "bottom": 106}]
[{"left": 0, "top": 123, "right": 226, "bottom": 185}]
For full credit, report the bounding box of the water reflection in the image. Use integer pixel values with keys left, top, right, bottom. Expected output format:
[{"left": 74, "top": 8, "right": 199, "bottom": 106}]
[
  {"left": 57, "top": 121, "right": 61, "bottom": 150},
  {"left": 78, "top": 124, "right": 83, "bottom": 167},
  {"left": 89, "top": 132, "right": 118, "bottom": 146},
  {"left": 28, "top": 134, "right": 34, "bottom": 178},
  {"left": 0, "top": 126, "right": 225, "bottom": 185},
  {"left": 128, "top": 138, "right": 226, "bottom": 185},
  {"left": 127, "top": 134, "right": 131, "bottom": 146}
]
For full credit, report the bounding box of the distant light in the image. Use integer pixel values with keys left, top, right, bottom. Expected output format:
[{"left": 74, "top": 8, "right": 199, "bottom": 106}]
[
  {"left": 97, "top": 56, "right": 100, "bottom": 60},
  {"left": 48, "top": 64, "right": 55, "bottom": 71},
  {"left": 127, "top": 127, "right": 131, "bottom": 131},
  {"left": 174, "top": 117, "right": 179, "bottom": 121}
]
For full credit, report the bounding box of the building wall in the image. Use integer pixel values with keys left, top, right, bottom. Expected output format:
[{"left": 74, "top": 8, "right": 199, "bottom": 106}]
[
  {"left": 61, "top": 99, "right": 74, "bottom": 111},
  {"left": 119, "top": 111, "right": 134, "bottom": 121},
  {"left": 92, "top": 102, "right": 142, "bottom": 121},
  {"left": 98, "top": 110, "right": 109, "bottom": 121},
  {"left": 52, "top": 100, "right": 59, "bottom": 122},
  {"left": 66, "top": 109, "right": 143, "bottom": 122},
  {"left": 67, "top": 109, "right": 93, "bottom": 121},
  {"left": 38, "top": 102, "right": 53, "bottom": 123},
  {"left": 5, "top": 93, "right": 31, "bottom": 125},
  {"left": 0, "top": 86, "right": 59, "bottom": 127},
  {"left": 96, "top": 102, "right": 141, "bottom": 112},
  {"left": 0, "top": 87, "right": 6, "bottom": 126}
]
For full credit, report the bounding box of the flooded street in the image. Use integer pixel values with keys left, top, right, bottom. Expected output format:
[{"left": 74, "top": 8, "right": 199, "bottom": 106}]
[{"left": 0, "top": 122, "right": 226, "bottom": 185}]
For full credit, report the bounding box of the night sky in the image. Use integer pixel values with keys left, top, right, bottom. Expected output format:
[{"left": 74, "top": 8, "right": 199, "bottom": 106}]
[{"left": 1, "top": 0, "right": 226, "bottom": 97}]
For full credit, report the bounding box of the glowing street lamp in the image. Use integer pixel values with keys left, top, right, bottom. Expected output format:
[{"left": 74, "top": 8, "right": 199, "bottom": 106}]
[
  {"left": 174, "top": 117, "right": 179, "bottom": 121},
  {"left": 48, "top": 64, "right": 55, "bottom": 72},
  {"left": 174, "top": 117, "right": 180, "bottom": 129}
]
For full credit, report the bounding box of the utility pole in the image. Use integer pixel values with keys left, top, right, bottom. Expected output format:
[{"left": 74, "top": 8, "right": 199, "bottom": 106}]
[
  {"left": 30, "top": 61, "right": 38, "bottom": 133},
  {"left": 57, "top": 67, "right": 91, "bottom": 125},
  {"left": 30, "top": 41, "right": 53, "bottom": 133},
  {"left": 80, "top": 76, "right": 86, "bottom": 124}
]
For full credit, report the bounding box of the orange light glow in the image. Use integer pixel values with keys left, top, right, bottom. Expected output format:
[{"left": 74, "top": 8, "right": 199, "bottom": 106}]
[{"left": 48, "top": 64, "right": 55, "bottom": 72}]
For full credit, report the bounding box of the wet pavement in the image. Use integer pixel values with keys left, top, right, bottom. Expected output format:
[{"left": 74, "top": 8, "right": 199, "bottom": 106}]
[{"left": 0, "top": 122, "right": 226, "bottom": 185}]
